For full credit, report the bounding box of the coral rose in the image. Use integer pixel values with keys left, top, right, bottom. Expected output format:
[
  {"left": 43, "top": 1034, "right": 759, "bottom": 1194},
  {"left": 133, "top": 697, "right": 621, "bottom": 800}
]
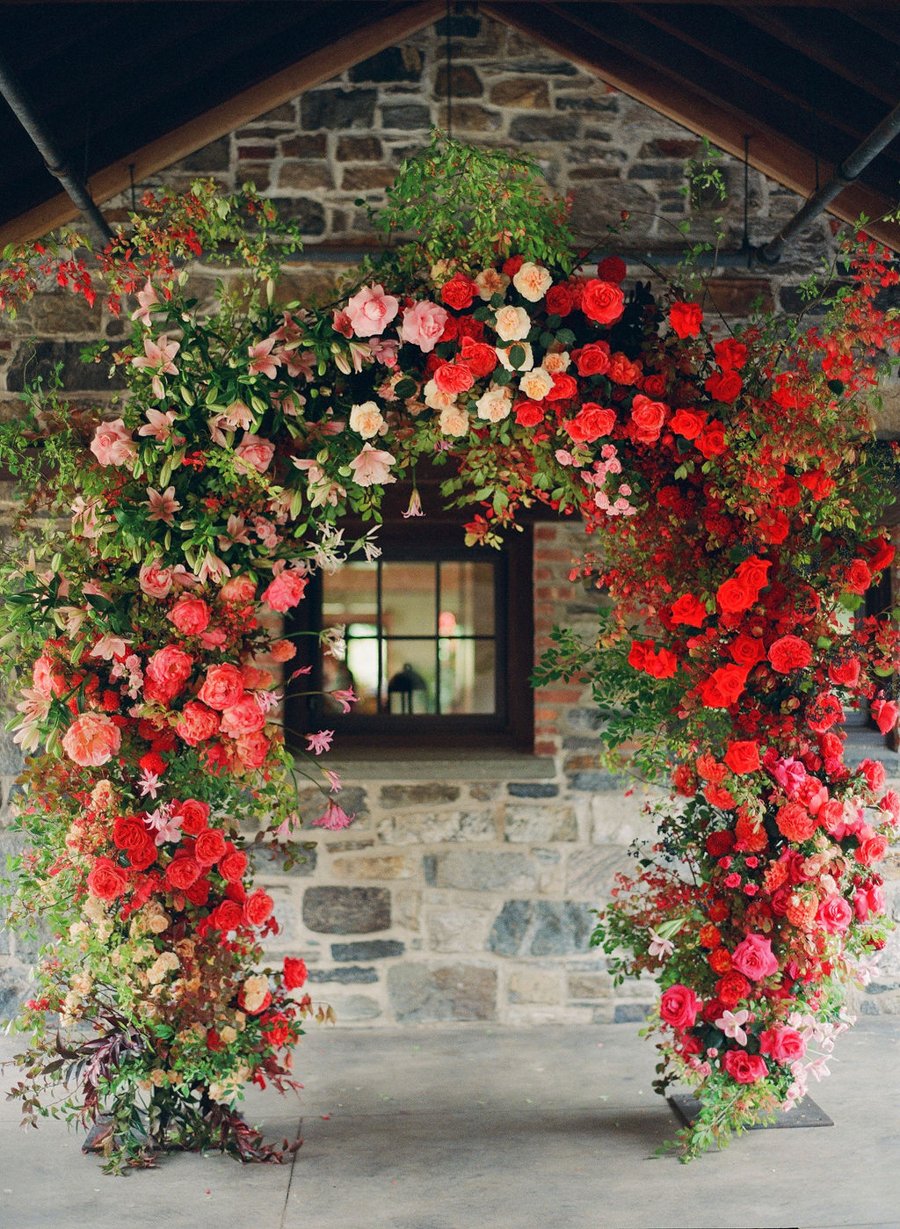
[
  {"left": 144, "top": 645, "right": 193, "bottom": 705},
  {"left": 572, "top": 342, "right": 611, "bottom": 376},
  {"left": 87, "top": 857, "right": 128, "bottom": 901},
  {"left": 62, "top": 712, "right": 122, "bottom": 767},
  {"left": 220, "top": 694, "right": 266, "bottom": 738},
  {"left": 716, "top": 971, "right": 752, "bottom": 1007},
  {"left": 458, "top": 337, "right": 498, "bottom": 378},
  {"left": 175, "top": 700, "right": 221, "bottom": 746},
  {"left": 219, "top": 849, "right": 248, "bottom": 883},
  {"left": 168, "top": 597, "right": 210, "bottom": 637},
  {"left": 175, "top": 798, "right": 211, "bottom": 836},
  {"left": 194, "top": 828, "right": 227, "bottom": 867},
  {"left": 581, "top": 278, "right": 625, "bottom": 325},
  {"left": 244, "top": 889, "right": 274, "bottom": 926},
  {"left": 433, "top": 362, "right": 475, "bottom": 395},
  {"left": 166, "top": 855, "right": 201, "bottom": 890},
  {"left": 440, "top": 273, "right": 477, "bottom": 311},
  {"left": 775, "top": 802, "right": 817, "bottom": 842},
  {"left": 261, "top": 569, "right": 308, "bottom": 612},
  {"left": 197, "top": 663, "right": 245, "bottom": 711}
]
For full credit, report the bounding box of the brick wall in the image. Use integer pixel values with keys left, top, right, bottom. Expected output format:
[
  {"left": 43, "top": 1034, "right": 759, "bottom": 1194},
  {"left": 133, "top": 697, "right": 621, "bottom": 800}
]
[{"left": 1, "top": 9, "right": 898, "bottom": 1025}]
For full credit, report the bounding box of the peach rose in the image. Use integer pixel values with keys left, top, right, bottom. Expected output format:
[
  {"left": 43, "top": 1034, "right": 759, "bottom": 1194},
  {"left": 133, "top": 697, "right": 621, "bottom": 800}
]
[
  {"left": 423, "top": 379, "right": 458, "bottom": 412},
  {"left": 90, "top": 419, "right": 136, "bottom": 468},
  {"left": 475, "top": 386, "right": 512, "bottom": 423},
  {"left": 349, "top": 401, "right": 385, "bottom": 439},
  {"left": 269, "top": 639, "right": 297, "bottom": 662},
  {"left": 439, "top": 405, "right": 470, "bottom": 437},
  {"left": 167, "top": 597, "right": 211, "bottom": 637},
  {"left": 197, "top": 663, "right": 245, "bottom": 711},
  {"left": 475, "top": 268, "right": 510, "bottom": 301},
  {"left": 234, "top": 433, "right": 275, "bottom": 474},
  {"left": 220, "top": 574, "right": 257, "bottom": 603},
  {"left": 512, "top": 261, "right": 553, "bottom": 302},
  {"left": 493, "top": 305, "right": 531, "bottom": 342},
  {"left": 62, "top": 712, "right": 122, "bottom": 767},
  {"left": 518, "top": 368, "right": 554, "bottom": 401}
]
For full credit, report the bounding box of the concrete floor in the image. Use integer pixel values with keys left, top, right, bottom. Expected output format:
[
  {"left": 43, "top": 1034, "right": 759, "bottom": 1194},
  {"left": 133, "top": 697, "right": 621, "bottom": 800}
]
[{"left": 1, "top": 1020, "right": 898, "bottom": 1229}]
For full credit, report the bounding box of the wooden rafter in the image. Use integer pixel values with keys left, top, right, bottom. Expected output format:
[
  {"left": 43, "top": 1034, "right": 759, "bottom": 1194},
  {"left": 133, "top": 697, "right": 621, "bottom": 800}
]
[
  {"left": 482, "top": 2, "right": 900, "bottom": 250},
  {"left": 0, "top": 0, "right": 444, "bottom": 246}
]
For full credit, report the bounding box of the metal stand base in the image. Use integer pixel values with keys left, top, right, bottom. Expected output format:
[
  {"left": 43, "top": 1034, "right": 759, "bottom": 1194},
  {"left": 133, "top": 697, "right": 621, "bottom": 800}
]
[{"left": 668, "top": 1092, "right": 833, "bottom": 1130}]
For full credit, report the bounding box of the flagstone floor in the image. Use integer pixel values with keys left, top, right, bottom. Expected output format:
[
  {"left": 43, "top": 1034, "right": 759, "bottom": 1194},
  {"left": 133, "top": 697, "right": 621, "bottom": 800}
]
[{"left": 1, "top": 1018, "right": 897, "bottom": 1229}]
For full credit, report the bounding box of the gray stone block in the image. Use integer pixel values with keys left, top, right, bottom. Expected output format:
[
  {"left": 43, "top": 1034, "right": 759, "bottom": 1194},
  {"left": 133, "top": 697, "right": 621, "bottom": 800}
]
[
  {"left": 300, "top": 88, "right": 376, "bottom": 130},
  {"left": 434, "top": 850, "right": 537, "bottom": 893},
  {"left": 507, "top": 783, "right": 559, "bottom": 798},
  {"left": 381, "top": 104, "right": 432, "bottom": 130},
  {"left": 331, "top": 940, "right": 405, "bottom": 962},
  {"left": 504, "top": 803, "right": 577, "bottom": 843},
  {"left": 509, "top": 115, "right": 579, "bottom": 143},
  {"left": 387, "top": 963, "right": 497, "bottom": 1022},
  {"left": 380, "top": 783, "right": 460, "bottom": 806},
  {"left": 307, "top": 966, "right": 378, "bottom": 984},
  {"left": 614, "top": 1003, "right": 652, "bottom": 1023},
  {"left": 302, "top": 886, "right": 390, "bottom": 934},
  {"left": 349, "top": 47, "right": 423, "bottom": 84},
  {"left": 488, "top": 901, "right": 595, "bottom": 956}
]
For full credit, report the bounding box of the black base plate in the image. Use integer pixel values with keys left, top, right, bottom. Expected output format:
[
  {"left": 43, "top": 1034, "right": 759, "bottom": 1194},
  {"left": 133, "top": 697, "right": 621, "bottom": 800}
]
[{"left": 667, "top": 1092, "right": 833, "bottom": 1130}]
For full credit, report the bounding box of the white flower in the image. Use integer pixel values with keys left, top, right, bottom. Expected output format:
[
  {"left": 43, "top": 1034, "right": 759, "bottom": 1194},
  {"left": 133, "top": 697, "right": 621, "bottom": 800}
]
[
  {"left": 349, "top": 401, "right": 385, "bottom": 439},
  {"left": 518, "top": 367, "right": 555, "bottom": 401},
  {"left": 512, "top": 261, "right": 553, "bottom": 302},
  {"left": 647, "top": 929, "right": 674, "bottom": 959},
  {"left": 493, "top": 305, "right": 531, "bottom": 342},
  {"left": 475, "top": 385, "right": 512, "bottom": 423}
]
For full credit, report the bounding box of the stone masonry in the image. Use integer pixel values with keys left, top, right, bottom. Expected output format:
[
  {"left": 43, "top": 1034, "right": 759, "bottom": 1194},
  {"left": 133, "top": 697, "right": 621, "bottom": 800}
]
[{"left": 1, "top": 10, "right": 898, "bottom": 1025}]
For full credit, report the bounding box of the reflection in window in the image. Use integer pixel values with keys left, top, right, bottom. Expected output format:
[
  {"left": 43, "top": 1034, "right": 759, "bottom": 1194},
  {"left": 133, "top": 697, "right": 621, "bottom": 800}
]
[{"left": 320, "top": 558, "right": 497, "bottom": 716}]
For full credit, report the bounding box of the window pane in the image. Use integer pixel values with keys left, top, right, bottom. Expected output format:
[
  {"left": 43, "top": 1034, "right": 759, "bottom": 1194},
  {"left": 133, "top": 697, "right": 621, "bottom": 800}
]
[
  {"left": 322, "top": 562, "right": 378, "bottom": 630},
  {"left": 333, "top": 635, "right": 382, "bottom": 716},
  {"left": 384, "top": 640, "right": 437, "bottom": 714},
  {"left": 382, "top": 562, "right": 436, "bottom": 637},
  {"left": 440, "top": 639, "right": 496, "bottom": 714},
  {"left": 439, "top": 560, "right": 495, "bottom": 636}
]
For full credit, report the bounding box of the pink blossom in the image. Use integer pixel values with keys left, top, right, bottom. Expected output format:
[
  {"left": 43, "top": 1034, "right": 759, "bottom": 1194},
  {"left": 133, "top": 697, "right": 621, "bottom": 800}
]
[
  {"left": 306, "top": 730, "right": 334, "bottom": 756},
  {"left": 402, "top": 488, "right": 424, "bottom": 518},
  {"left": 349, "top": 443, "right": 396, "bottom": 487},
  {"left": 138, "top": 408, "right": 178, "bottom": 441},
  {"left": 234, "top": 433, "right": 275, "bottom": 475},
  {"left": 90, "top": 419, "right": 137, "bottom": 468},
  {"left": 715, "top": 1008, "right": 751, "bottom": 1046},
  {"left": 331, "top": 687, "right": 357, "bottom": 714},
  {"left": 145, "top": 486, "right": 182, "bottom": 524},
  {"left": 131, "top": 279, "right": 160, "bottom": 325},
  {"left": 138, "top": 769, "right": 162, "bottom": 799},
  {"left": 344, "top": 284, "right": 399, "bottom": 338},
  {"left": 312, "top": 801, "right": 355, "bottom": 831},
  {"left": 400, "top": 300, "right": 449, "bottom": 352},
  {"left": 131, "top": 334, "right": 180, "bottom": 375},
  {"left": 248, "top": 338, "right": 281, "bottom": 377},
  {"left": 324, "top": 769, "right": 342, "bottom": 793}
]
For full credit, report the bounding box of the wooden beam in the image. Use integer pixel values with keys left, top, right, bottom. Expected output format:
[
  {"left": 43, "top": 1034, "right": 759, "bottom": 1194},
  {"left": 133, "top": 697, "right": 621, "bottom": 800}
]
[
  {"left": 739, "top": 7, "right": 900, "bottom": 107},
  {"left": 481, "top": 2, "right": 900, "bottom": 251},
  {"left": 0, "top": 0, "right": 444, "bottom": 247}
]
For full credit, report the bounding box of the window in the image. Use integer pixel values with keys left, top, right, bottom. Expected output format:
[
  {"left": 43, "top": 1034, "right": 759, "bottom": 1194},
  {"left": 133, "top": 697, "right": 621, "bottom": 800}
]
[{"left": 285, "top": 520, "right": 534, "bottom": 751}]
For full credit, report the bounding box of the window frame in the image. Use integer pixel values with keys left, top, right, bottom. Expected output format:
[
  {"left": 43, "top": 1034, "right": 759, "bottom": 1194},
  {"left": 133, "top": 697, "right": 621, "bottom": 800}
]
[{"left": 285, "top": 519, "right": 534, "bottom": 752}]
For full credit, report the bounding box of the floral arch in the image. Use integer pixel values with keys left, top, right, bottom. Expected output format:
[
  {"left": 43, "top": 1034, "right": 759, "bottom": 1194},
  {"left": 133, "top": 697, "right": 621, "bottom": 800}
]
[{"left": 0, "top": 137, "right": 898, "bottom": 1167}]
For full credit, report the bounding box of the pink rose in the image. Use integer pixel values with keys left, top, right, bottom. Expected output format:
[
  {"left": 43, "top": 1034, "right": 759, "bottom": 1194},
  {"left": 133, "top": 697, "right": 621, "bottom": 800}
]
[
  {"left": 758, "top": 1026, "right": 806, "bottom": 1064},
  {"left": 144, "top": 645, "right": 194, "bottom": 705},
  {"left": 90, "top": 419, "right": 136, "bottom": 468},
  {"left": 234, "top": 433, "right": 275, "bottom": 474},
  {"left": 174, "top": 700, "right": 220, "bottom": 746},
  {"left": 816, "top": 895, "right": 853, "bottom": 933},
  {"left": 261, "top": 569, "right": 308, "bottom": 612},
  {"left": 722, "top": 1050, "right": 768, "bottom": 1084},
  {"left": 853, "top": 882, "right": 885, "bottom": 921},
  {"left": 399, "top": 300, "right": 449, "bottom": 352},
  {"left": 139, "top": 561, "right": 175, "bottom": 599},
  {"left": 348, "top": 443, "right": 396, "bottom": 488},
  {"left": 731, "top": 933, "right": 778, "bottom": 982},
  {"left": 220, "top": 694, "right": 267, "bottom": 738},
  {"left": 197, "top": 663, "right": 245, "bottom": 711},
  {"left": 62, "top": 712, "right": 122, "bottom": 767},
  {"left": 168, "top": 597, "right": 211, "bottom": 636},
  {"left": 32, "top": 653, "right": 58, "bottom": 698},
  {"left": 344, "top": 284, "right": 399, "bottom": 338},
  {"left": 235, "top": 730, "right": 270, "bottom": 769},
  {"left": 871, "top": 699, "right": 899, "bottom": 735},
  {"left": 220, "top": 574, "right": 257, "bottom": 603},
  {"left": 659, "top": 983, "right": 699, "bottom": 1030}
]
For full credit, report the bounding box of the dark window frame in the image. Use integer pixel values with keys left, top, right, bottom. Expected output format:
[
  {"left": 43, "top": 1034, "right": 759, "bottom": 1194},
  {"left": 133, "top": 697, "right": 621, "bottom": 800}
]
[{"left": 285, "top": 519, "right": 534, "bottom": 752}]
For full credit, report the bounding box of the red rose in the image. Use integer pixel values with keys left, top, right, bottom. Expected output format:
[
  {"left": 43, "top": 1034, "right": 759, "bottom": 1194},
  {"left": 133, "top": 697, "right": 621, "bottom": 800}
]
[
  {"left": 168, "top": 596, "right": 211, "bottom": 637},
  {"left": 829, "top": 658, "right": 861, "bottom": 687},
  {"left": 166, "top": 855, "right": 201, "bottom": 890},
  {"left": 696, "top": 421, "right": 726, "bottom": 458},
  {"left": 565, "top": 404, "right": 616, "bottom": 443},
  {"left": 571, "top": 342, "right": 610, "bottom": 377},
  {"left": 659, "top": 983, "right": 699, "bottom": 1030},
  {"left": 502, "top": 255, "right": 524, "bottom": 277},
  {"left": 768, "top": 635, "right": 812, "bottom": 674},
  {"left": 716, "top": 970, "right": 751, "bottom": 1007},
  {"left": 244, "top": 889, "right": 274, "bottom": 926},
  {"left": 858, "top": 758, "right": 886, "bottom": 792},
  {"left": 139, "top": 750, "right": 166, "bottom": 777},
  {"left": 668, "top": 300, "right": 703, "bottom": 339},
  {"left": 283, "top": 957, "right": 308, "bottom": 990},
  {"left": 440, "top": 272, "right": 477, "bottom": 311},
  {"left": 144, "top": 645, "right": 193, "bottom": 706},
  {"left": 808, "top": 692, "right": 844, "bottom": 732},
  {"left": 458, "top": 337, "right": 497, "bottom": 378},
  {"left": 607, "top": 352, "right": 641, "bottom": 385},
  {"left": 195, "top": 828, "right": 227, "bottom": 867},
  {"left": 759, "top": 1026, "right": 805, "bottom": 1063},
  {"left": 433, "top": 361, "right": 475, "bottom": 395},
  {"left": 697, "top": 664, "right": 748, "bottom": 708},
  {"left": 705, "top": 369, "right": 743, "bottom": 402},
  {"left": 723, "top": 1050, "right": 767, "bottom": 1084},
  {"left": 706, "top": 830, "right": 735, "bottom": 857},
  {"left": 596, "top": 255, "right": 626, "bottom": 283},
  {"left": 844, "top": 559, "right": 872, "bottom": 594},
  {"left": 545, "top": 372, "right": 578, "bottom": 402},
  {"left": 630, "top": 393, "right": 667, "bottom": 443},
  {"left": 197, "top": 663, "right": 245, "bottom": 712},
  {"left": 734, "top": 555, "right": 771, "bottom": 594},
  {"left": 644, "top": 646, "right": 678, "bottom": 679},
  {"left": 175, "top": 798, "right": 210, "bottom": 836},
  {"left": 175, "top": 700, "right": 220, "bottom": 747},
  {"left": 713, "top": 338, "right": 748, "bottom": 370},
  {"left": 213, "top": 899, "right": 244, "bottom": 932},
  {"left": 729, "top": 634, "right": 765, "bottom": 667},
  {"left": 669, "top": 408, "right": 706, "bottom": 439},
  {"left": 545, "top": 284, "right": 574, "bottom": 316},
  {"left": 716, "top": 578, "right": 755, "bottom": 615},
  {"left": 87, "top": 857, "right": 128, "bottom": 901},
  {"left": 871, "top": 699, "right": 899, "bottom": 734},
  {"left": 219, "top": 849, "right": 248, "bottom": 884},
  {"left": 113, "top": 816, "right": 149, "bottom": 852},
  {"left": 669, "top": 594, "right": 707, "bottom": 628},
  {"left": 641, "top": 373, "right": 667, "bottom": 398},
  {"left": 581, "top": 278, "right": 625, "bottom": 326},
  {"left": 185, "top": 877, "right": 210, "bottom": 908},
  {"left": 128, "top": 840, "right": 157, "bottom": 871},
  {"left": 724, "top": 741, "right": 760, "bottom": 775},
  {"left": 866, "top": 535, "right": 895, "bottom": 573},
  {"left": 514, "top": 400, "right": 545, "bottom": 428},
  {"left": 455, "top": 316, "right": 485, "bottom": 343}
]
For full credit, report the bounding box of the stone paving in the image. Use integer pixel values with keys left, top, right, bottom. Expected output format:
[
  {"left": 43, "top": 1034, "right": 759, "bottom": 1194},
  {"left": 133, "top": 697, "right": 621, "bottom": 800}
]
[{"left": 1, "top": 1019, "right": 898, "bottom": 1229}]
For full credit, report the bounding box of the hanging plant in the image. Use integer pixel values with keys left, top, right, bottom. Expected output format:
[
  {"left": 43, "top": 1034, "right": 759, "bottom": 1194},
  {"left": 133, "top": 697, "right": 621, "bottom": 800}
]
[{"left": 0, "top": 135, "right": 897, "bottom": 1168}]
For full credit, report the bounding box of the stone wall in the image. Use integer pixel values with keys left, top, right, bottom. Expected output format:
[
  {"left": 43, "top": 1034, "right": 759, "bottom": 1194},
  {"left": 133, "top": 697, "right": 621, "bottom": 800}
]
[{"left": 1, "top": 8, "right": 898, "bottom": 1025}]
